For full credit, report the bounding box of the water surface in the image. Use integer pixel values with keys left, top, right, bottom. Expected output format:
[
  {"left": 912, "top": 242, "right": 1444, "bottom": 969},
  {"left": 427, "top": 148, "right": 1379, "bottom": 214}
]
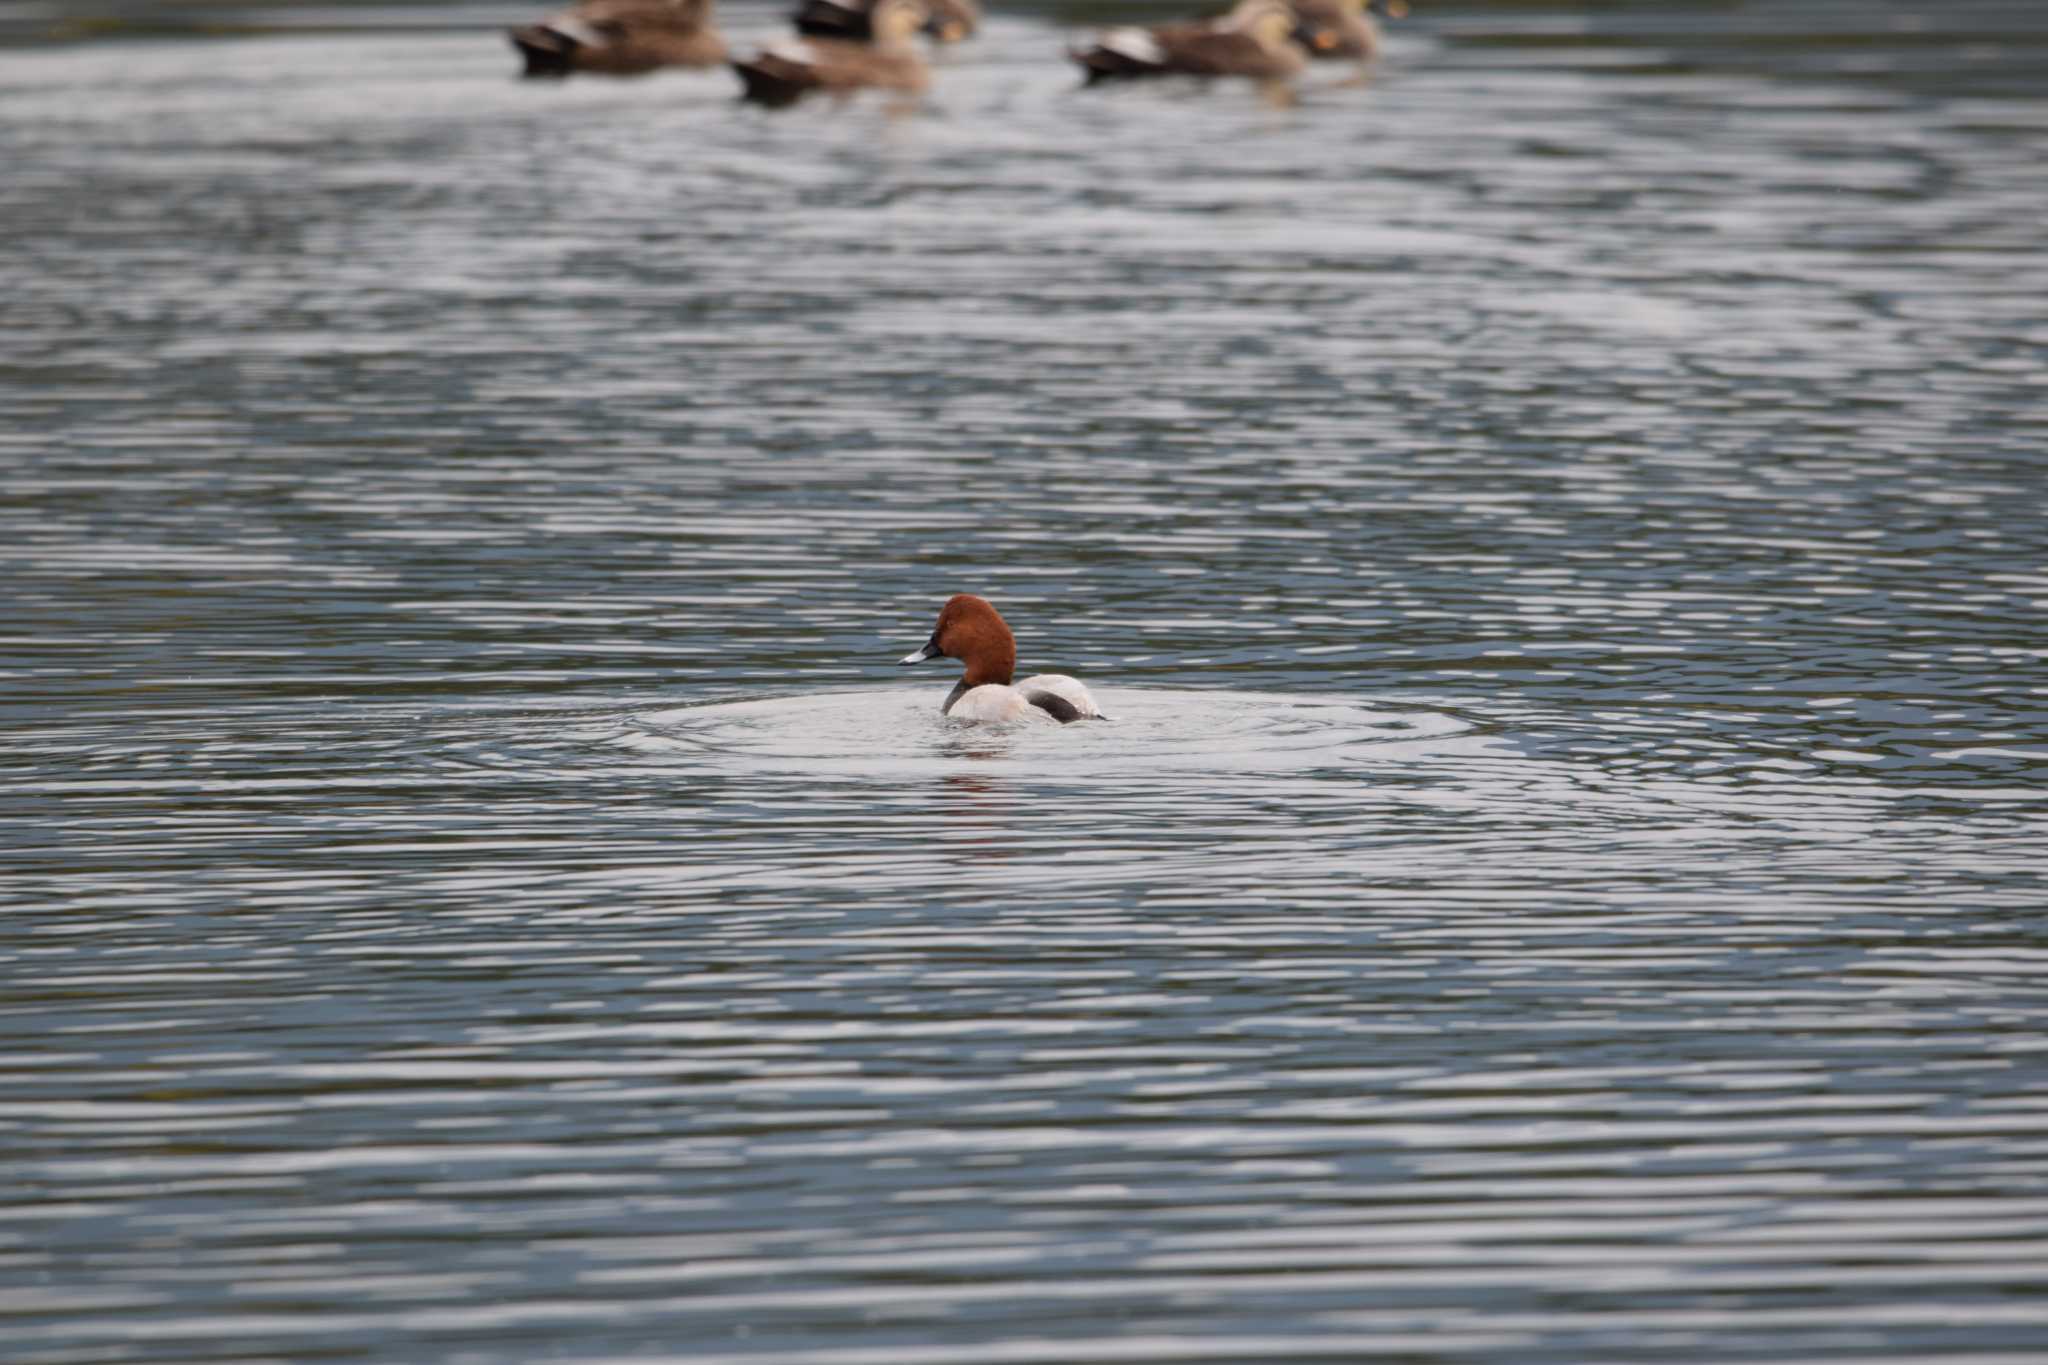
[{"left": 3, "top": 2, "right": 2047, "bottom": 1361}]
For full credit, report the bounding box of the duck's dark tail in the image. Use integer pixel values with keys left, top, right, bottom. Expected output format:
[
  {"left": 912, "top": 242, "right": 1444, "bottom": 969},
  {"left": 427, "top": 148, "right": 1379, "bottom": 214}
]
[
  {"left": 792, "top": 0, "right": 871, "bottom": 41},
  {"left": 1070, "top": 47, "right": 1122, "bottom": 85},
  {"left": 509, "top": 25, "right": 578, "bottom": 78},
  {"left": 1068, "top": 44, "right": 1159, "bottom": 85},
  {"left": 731, "top": 57, "right": 811, "bottom": 107},
  {"left": 1026, "top": 690, "right": 1107, "bottom": 724}
]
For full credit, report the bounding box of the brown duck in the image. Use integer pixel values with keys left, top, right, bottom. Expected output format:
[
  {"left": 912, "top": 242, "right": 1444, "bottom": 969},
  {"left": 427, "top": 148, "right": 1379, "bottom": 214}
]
[
  {"left": 509, "top": 0, "right": 726, "bottom": 78},
  {"left": 791, "top": 0, "right": 980, "bottom": 45},
  {"left": 1071, "top": 0, "right": 1309, "bottom": 85},
  {"left": 1289, "top": 0, "right": 1405, "bottom": 62},
  {"left": 733, "top": 0, "right": 933, "bottom": 107}
]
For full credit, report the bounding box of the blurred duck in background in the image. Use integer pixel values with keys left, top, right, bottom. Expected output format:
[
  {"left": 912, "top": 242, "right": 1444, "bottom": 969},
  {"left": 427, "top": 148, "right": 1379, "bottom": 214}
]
[
  {"left": 792, "top": 0, "right": 980, "bottom": 45},
  {"left": 732, "top": 0, "right": 934, "bottom": 106},
  {"left": 509, "top": 0, "right": 727, "bottom": 76},
  {"left": 1070, "top": 0, "right": 1308, "bottom": 85},
  {"left": 1288, "top": 0, "right": 1406, "bottom": 63}
]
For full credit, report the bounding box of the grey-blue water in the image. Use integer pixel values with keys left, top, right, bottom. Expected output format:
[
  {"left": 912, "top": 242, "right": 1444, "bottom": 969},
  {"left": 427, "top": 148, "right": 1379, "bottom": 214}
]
[{"left": 4, "top": 2, "right": 2047, "bottom": 1360}]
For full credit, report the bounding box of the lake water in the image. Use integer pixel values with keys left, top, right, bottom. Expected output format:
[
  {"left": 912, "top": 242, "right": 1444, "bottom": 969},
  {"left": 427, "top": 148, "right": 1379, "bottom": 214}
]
[{"left": 3, "top": 1, "right": 2047, "bottom": 1360}]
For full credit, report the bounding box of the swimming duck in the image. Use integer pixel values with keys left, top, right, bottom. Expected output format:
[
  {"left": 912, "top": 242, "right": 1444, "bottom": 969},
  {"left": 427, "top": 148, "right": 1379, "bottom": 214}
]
[
  {"left": 899, "top": 594, "right": 1105, "bottom": 724},
  {"left": 1070, "top": 0, "right": 1308, "bottom": 86},
  {"left": 1289, "top": 0, "right": 1404, "bottom": 62},
  {"left": 509, "top": 0, "right": 727, "bottom": 77},
  {"left": 733, "top": 0, "right": 932, "bottom": 106},
  {"left": 791, "top": 0, "right": 980, "bottom": 45}
]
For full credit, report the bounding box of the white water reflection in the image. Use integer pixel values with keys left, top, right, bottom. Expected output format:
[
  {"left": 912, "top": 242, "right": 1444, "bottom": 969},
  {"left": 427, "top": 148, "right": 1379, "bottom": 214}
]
[{"left": 632, "top": 688, "right": 1481, "bottom": 771}]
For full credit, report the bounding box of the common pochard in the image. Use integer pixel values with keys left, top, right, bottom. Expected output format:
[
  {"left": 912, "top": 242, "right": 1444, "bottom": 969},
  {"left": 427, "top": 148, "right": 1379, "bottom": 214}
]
[{"left": 899, "top": 594, "right": 1105, "bottom": 724}]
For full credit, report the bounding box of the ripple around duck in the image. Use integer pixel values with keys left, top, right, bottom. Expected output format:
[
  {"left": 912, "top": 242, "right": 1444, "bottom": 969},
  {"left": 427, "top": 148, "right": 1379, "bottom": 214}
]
[{"left": 629, "top": 687, "right": 1488, "bottom": 775}]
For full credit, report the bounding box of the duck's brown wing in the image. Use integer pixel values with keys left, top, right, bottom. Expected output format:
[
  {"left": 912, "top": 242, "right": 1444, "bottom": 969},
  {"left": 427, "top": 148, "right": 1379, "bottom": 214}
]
[
  {"left": 511, "top": 0, "right": 706, "bottom": 76},
  {"left": 735, "top": 38, "right": 925, "bottom": 103},
  {"left": 1073, "top": 20, "right": 1300, "bottom": 82},
  {"left": 1153, "top": 27, "right": 1297, "bottom": 77},
  {"left": 808, "top": 43, "right": 927, "bottom": 93},
  {"left": 571, "top": 0, "right": 687, "bottom": 24}
]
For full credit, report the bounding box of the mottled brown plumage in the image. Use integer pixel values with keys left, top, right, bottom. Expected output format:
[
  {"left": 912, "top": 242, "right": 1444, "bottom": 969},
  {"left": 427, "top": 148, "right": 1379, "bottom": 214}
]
[
  {"left": 733, "top": 0, "right": 931, "bottom": 106},
  {"left": 1071, "top": 0, "right": 1308, "bottom": 85},
  {"left": 509, "top": 0, "right": 726, "bottom": 77}
]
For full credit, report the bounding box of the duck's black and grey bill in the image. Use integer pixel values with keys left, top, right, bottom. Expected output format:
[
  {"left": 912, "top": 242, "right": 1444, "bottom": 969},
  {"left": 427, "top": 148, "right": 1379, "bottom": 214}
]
[{"left": 899, "top": 638, "right": 943, "bottom": 665}]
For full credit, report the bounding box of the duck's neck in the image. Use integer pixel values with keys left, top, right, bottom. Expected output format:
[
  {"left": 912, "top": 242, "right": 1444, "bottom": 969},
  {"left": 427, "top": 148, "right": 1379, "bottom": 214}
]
[{"left": 959, "top": 654, "right": 1013, "bottom": 688}]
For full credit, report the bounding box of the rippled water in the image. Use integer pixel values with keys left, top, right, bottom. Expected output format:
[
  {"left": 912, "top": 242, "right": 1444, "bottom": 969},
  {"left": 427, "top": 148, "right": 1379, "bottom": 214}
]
[{"left": 4, "top": 1, "right": 2048, "bottom": 1360}]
